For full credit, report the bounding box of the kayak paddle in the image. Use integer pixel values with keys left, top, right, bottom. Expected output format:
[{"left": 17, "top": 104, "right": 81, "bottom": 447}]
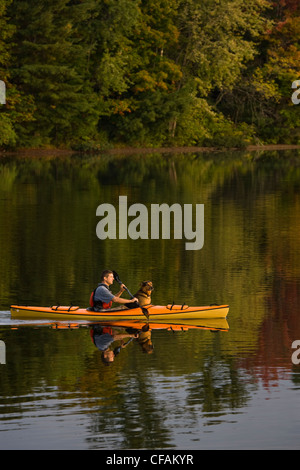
[{"left": 112, "top": 271, "right": 149, "bottom": 319}]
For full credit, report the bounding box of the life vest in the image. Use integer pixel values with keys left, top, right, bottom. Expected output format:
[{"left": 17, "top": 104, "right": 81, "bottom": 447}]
[
  {"left": 90, "top": 326, "right": 113, "bottom": 344},
  {"left": 90, "top": 283, "right": 113, "bottom": 310}
]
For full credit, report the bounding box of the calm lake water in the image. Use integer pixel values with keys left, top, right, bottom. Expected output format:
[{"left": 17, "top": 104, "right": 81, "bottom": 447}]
[{"left": 0, "top": 149, "right": 300, "bottom": 450}]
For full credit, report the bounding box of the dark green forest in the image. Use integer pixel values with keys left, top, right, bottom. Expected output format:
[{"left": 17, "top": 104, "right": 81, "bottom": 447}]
[{"left": 0, "top": 0, "right": 300, "bottom": 150}]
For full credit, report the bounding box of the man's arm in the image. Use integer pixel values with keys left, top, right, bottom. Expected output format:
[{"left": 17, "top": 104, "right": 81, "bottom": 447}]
[
  {"left": 112, "top": 296, "right": 138, "bottom": 304},
  {"left": 113, "top": 284, "right": 138, "bottom": 303},
  {"left": 114, "top": 284, "right": 126, "bottom": 298}
]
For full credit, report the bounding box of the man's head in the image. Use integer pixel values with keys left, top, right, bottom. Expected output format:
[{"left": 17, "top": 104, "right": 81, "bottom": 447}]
[
  {"left": 101, "top": 270, "right": 114, "bottom": 285},
  {"left": 101, "top": 349, "right": 115, "bottom": 364}
]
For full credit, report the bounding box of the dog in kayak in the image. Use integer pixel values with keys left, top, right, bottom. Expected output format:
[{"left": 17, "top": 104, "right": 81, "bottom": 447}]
[{"left": 134, "top": 281, "right": 154, "bottom": 306}]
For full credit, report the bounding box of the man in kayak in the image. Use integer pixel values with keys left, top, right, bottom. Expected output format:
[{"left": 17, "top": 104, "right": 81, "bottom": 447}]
[{"left": 91, "top": 270, "right": 138, "bottom": 311}]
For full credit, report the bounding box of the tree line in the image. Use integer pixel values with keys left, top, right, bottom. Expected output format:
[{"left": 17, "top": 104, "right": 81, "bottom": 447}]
[{"left": 0, "top": 0, "right": 299, "bottom": 150}]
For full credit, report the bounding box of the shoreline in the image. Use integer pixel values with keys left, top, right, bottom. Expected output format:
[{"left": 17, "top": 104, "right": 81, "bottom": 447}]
[{"left": 0, "top": 144, "right": 300, "bottom": 158}]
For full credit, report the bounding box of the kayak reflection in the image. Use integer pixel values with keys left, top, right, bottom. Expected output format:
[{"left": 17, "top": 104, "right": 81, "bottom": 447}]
[
  {"left": 89, "top": 318, "right": 229, "bottom": 365},
  {"left": 90, "top": 323, "right": 154, "bottom": 364},
  {"left": 7, "top": 318, "right": 229, "bottom": 366}
]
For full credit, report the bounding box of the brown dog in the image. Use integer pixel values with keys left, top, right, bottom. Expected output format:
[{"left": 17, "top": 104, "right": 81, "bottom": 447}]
[{"left": 134, "top": 281, "right": 154, "bottom": 306}]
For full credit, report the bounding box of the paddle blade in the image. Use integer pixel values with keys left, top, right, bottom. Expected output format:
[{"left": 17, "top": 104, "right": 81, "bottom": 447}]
[
  {"left": 112, "top": 271, "right": 121, "bottom": 284},
  {"left": 141, "top": 306, "right": 150, "bottom": 319}
]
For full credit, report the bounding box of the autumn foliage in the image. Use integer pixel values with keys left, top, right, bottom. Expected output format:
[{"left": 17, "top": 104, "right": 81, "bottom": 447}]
[{"left": 0, "top": 0, "right": 299, "bottom": 149}]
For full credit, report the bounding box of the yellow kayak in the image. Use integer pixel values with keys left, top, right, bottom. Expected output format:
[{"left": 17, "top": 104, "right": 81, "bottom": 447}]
[{"left": 10, "top": 303, "right": 229, "bottom": 321}]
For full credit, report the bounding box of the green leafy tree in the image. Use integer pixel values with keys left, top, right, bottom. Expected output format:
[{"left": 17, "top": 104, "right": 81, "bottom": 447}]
[
  {"left": 216, "top": 0, "right": 300, "bottom": 144},
  {"left": 168, "top": 0, "right": 270, "bottom": 146},
  {"left": 1, "top": 0, "right": 299, "bottom": 149},
  {"left": 257, "top": 3, "right": 300, "bottom": 142},
  {"left": 0, "top": 0, "right": 17, "bottom": 146},
  {"left": 9, "top": 0, "right": 98, "bottom": 147},
  {"left": 90, "top": 0, "right": 183, "bottom": 146}
]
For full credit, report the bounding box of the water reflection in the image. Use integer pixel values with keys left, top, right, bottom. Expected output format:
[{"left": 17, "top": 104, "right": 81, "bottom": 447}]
[
  {"left": 0, "top": 311, "right": 298, "bottom": 450},
  {"left": 0, "top": 149, "right": 300, "bottom": 449},
  {"left": 89, "top": 319, "right": 229, "bottom": 365},
  {"left": 89, "top": 323, "right": 154, "bottom": 365}
]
